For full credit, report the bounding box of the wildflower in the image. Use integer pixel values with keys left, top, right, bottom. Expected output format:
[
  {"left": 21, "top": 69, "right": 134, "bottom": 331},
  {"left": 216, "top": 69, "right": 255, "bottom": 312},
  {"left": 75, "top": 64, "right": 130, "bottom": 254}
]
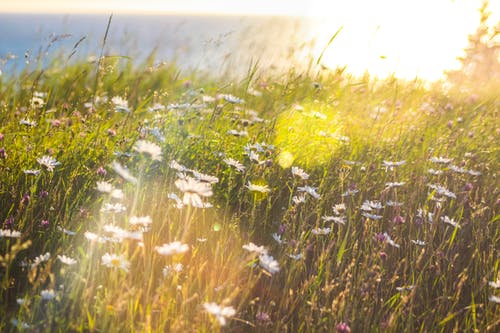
[
  {"left": 383, "top": 232, "right": 400, "bottom": 248},
  {"left": 429, "top": 156, "right": 452, "bottom": 164},
  {"left": 96, "top": 166, "right": 107, "bottom": 176},
  {"left": 148, "top": 103, "right": 165, "bottom": 112},
  {"left": 10, "top": 319, "right": 30, "bottom": 329},
  {"left": 336, "top": 322, "right": 351, "bottom": 333},
  {"left": 167, "top": 192, "right": 184, "bottom": 209},
  {"left": 111, "top": 161, "right": 137, "bottom": 184},
  {"left": 488, "top": 281, "right": 500, "bottom": 289},
  {"left": 110, "top": 188, "right": 124, "bottom": 199},
  {"left": 489, "top": 295, "right": 500, "bottom": 304},
  {"left": 37, "top": 155, "right": 60, "bottom": 171},
  {"left": 464, "top": 183, "right": 473, "bottom": 191},
  {"left": 23, "top": 169, "right": 41, "bottom": 176},
  {"left": 361, "top": 200, "right": 384, "bottom": 211},
  {"left": 203, "top": 302, "right": 236, "bottom": 326},
  {"left": 19, "top": 118, "right": 37, "bottom": 127},
  {"left": 272, "top": 233, "right": 286, "bottom": 244},
  {"left": 223, "top": 158, "right": 245, "bottom": 172},
  {"left": 16, "top": 298, "right": 26, "bottom": 305},
  {"left": 219, "top": 93, "right": 244, "bottom": 104},
  {"left": 382, "top": 160, "right": 405, "bottom": 171},
  {"left": 57, "top": 255, "right": 77, "bottom": 265},
  {"left": 243, "top": 242, "right": 268, "bottom": 255},
  {"left": 40, "top": 219, "right": 49, "bottom": 227},
  {"left": 192, "top": 170, "right": 219, "bottom": 184},
  {"left": 291, "top": 166, "right": 309, "bottom": 180},
  {"left": 297, "top": 186, "right": 320, "bottom": 199},
  {"left": 396, "top": 285, "right": 415, "bottom": 292},
  {"left": 322, "top": 215, "right": 346, "bottom": 225},
  {"left": 292, "top": 194, "right": 306, "bottom": 205},
  {"left": 103, "top": 225, "right": 143, "bottom": 241},
  {"left": 448, "top": 164, "right": 466, "bottom": 173},
  {"left": 19, "top": 192, "right": 30, "bottom": 206},
  {"left": 175, "top": 177, "right": 213, "bottom": 207},
  {"left": 40, "top": 289, "right": 55, "bottom": 301},
  {"left": 342, "top": 188, "right": 359, "bottom": 197},
  {"left": 0, "top": 229, "right": 21, "bottom": 238},
  {"left": 129, "top": 216, "right": 152, "bottom": 228},
  {"left": 155, "top": 241, "right": 189, "bottom": 256},
  {"left": 112, "top": 96, "right": 130, "bottom": 112},
  {"left": 96, "top": 181, "right": 113, "bottom": 193},
  {"left": 0, "top": 147, "right": 6, "bottom": 159},
  {"left": 58, "top": 226, "right": 76, "bottom": 236},
  {"left": 386, "top": 200, "right": 403, "bottom": 207},
  {"left": 417, "top": 208, "right": 434, "bottom": 223},
  {"left": 259, "top": 253, "right": 280, "bottom": 274},
  {"left": 362, "top": 212, "right": 383, "bottom": 220},
  {"left": 311, "top": 227, "right": 331, "bottom": 235},
  {"left": 411, "top": 239, "right": 426, "bottom": 246},
  {"left": 428, "top": 184, "right": 456, "bottom": 199},
  {"left": 246, "top": 182, "right": 270, "bottom": 193},
  {"left": 101, "top": 253, "right": 130, "bottom": 272},
  {"left": 100, "top": 203, "right": 127, "bottom": 213},
  {"left": 162, "top": 263, "right": 184, "bottom": 277},
  {"left": 256, "top": 312, "right": 271, "bottom": 323},
  {"left": 227, "top": 129, "right": 248, "bottom": 137},
  {"left": 31, "top": 252, "right": 50, "bottom": 268},
  {"left": 441, "top": 216, "right": 461, "bottom": 228},
  {"left": 150, "top": 127, "right": 166, "bottom": 142},
  {"left": 133, "top": 140, "right": 162, "bottom": 161},
  {"left": 427, "top": 168, "right": 444, "bottom": 175},
  {"left": 169, "top": 160, "right": 190, "bottom": 172},
  {"left": 31, "top": 95, "right": 45, "bottom": 108},
  {"left": 393, "top": 215, "right": 405, "bottom": 225},
  {"left": 385, "top": 181, "right": 406, "bottom": 188},
  {"left": 467, "top": 169, "right": 481, "bottom": 176},
  {"left": 288, "top": 253, "right": 303, "bottom": 260},
  {"left": 333, "top": 203, "right": 346, "bottom": 215}
]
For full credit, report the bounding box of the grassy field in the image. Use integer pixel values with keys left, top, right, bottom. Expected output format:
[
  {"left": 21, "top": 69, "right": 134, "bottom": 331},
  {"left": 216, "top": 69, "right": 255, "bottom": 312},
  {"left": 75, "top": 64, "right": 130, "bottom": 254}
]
[{"left": 0, "top": 52, "right": 499, "bottom": 332}]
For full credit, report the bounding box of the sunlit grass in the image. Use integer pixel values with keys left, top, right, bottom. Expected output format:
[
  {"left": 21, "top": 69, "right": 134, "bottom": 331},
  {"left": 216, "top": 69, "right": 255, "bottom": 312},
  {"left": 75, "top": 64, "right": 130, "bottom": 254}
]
[{"left": 0, "top": 47, "right": 499, "bottom": 332}]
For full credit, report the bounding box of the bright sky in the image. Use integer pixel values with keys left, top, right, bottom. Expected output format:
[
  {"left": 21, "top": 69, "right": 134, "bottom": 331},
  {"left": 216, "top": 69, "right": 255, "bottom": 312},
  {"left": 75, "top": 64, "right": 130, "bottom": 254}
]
[{"left": 1, "top": 0, "right": 498, "bottom": 80}]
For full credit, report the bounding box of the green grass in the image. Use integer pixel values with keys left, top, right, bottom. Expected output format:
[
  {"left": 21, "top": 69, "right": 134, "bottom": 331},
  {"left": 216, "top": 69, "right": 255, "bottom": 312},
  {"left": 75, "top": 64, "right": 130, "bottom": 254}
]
[{"left": 0, "top": 53, "right": 499, "bottom": 332}]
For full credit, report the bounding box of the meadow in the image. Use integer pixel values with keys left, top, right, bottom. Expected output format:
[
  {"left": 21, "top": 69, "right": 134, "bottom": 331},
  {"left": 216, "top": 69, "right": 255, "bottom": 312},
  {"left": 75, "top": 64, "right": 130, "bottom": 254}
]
[{"left": 0, "top": 46, "right": 499, "bottom": 332}]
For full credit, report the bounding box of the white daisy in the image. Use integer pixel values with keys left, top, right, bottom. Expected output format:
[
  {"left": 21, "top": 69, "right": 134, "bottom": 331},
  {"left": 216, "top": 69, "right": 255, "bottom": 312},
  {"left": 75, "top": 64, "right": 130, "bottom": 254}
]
[
  {"left": 40, "top": 289, "right": 56, "bottom": 300},
  {"left": 311, "top": 227, "right": 331, "bottom": 235},
  {"left": 297, "top": 186, "right": 320, "bottom": 199},
  {"left": 242, "top": 242, "right": 268, "bottom": 255},
  {"left": 223, "top": 158, "right": 246, "bottom": 172},
  {"left": 57, "top": 255, "right": 77, "bottom": 265},
  {"left": 100, "top": 203, "right": 127, "bottom": 213},
  {"left": 441, "top": 216, "right": 461, "bottom": 228},
  {"left": 175, "top": 177, "right": 213, "bottom": 208},
  {"left": 0, "top": 229, "right": 21, "bottom": 238},
  {"left": 133, "top": 140, "right": 162, "bottom": 161},
  {"left": 96, "top": 181, "right": 113, "bottom": 193},
  {"left": 203, "top": 302, "right": 237, "bottom": 326},
  {"left": 155, "top": 241, "right": 189, "bottom": 256},
  {"left": 37, "top": 155, "right": 60, "bottom": 171},
  {"left": 291, "top": 166, "right": 309, "bottom": 180},
  {"left": 129, "top": 216, "right": 152, "bottom": 227},
  {"left": 429, "top": 156, "right": 453, "bottom": 164},
  {"left": 259, "top": 253, "right": 280, "bottom": 274},
  {"left": 101, "top": 253, "right": 130, "bottom": 272},
  {"left": 246, "top": 182, "right": 270, "bottom": 193}
]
